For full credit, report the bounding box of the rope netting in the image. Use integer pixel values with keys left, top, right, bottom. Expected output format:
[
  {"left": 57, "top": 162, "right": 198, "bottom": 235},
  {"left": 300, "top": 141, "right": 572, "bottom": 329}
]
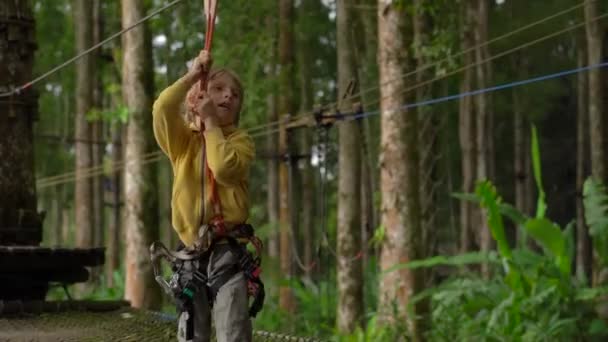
[{"left": 0, "top": 308, "right": 324, "bottom": 342}]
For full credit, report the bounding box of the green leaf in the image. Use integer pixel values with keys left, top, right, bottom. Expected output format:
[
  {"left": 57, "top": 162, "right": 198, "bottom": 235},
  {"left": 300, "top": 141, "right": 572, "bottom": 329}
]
[
  {"left": 382, "top": 251, "right": 499, "bottom": 274},
  {"left": 523, "top": 218, "right": 569, "bottom": 276},
  {"left": 475, "top": 181, "right": 512, "bottom": 260},
  {"left": 530, "top": 125, "right": 547, "bottom": 219},
  {"left": 588, "top": 319, "right": 608, "bottom": 336},
  {"left": 369, "top": 225, "right": 386, "bottom": 248},
  {"left": 453, "top": 192, "right": 528, "bottom": 226},
  {"left": 583, "top": 178, "right": 608, "bottom": 265}
]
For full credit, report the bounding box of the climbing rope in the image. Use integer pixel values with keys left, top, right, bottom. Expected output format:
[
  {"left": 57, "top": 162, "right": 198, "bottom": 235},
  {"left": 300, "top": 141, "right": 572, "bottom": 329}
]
[
  {"left": 33, "top": 5, "right": 608, "bottom": 189},
  {"left": 36, "top": 60, "right": 608, "bottom": 190},
  {"left": 0, "top": 0, "right": 186, "bottom": 98},
  {"left": 269, "top": 0, "right": 595, "bottom": 131}
]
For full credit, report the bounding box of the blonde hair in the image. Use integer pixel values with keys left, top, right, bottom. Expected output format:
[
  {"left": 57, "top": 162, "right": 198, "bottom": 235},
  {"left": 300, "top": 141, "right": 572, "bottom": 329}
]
[{"left": 183, "top": 68, "right": 245, "bottom": 128}]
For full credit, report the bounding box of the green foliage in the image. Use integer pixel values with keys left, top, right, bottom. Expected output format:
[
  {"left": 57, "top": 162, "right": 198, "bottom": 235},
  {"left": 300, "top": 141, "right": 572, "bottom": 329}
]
[
  {"left": 531, "top": 126, "right": 547, "bottom": 219},
  {"left": 583, "top": 178, "right": 608, "bottom": 266},
  {"left": 379, "top": 127, "right": 608, "bottom": 340}
]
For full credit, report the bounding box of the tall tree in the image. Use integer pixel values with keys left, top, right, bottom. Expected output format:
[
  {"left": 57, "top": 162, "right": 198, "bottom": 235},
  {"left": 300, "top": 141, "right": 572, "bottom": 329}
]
[
  {"left": 296, "top": 0, "right": 316, "bottom": 277},
  {"left": 377, "top": 0, "right": 424, "bottom": 339},
  {"left": 474, "top": 0, "right": 492, "bottom": 278},
  {"left": 267, "top": 14, "right": 280, "bottom": 259},
  {"left": 576, "top": 36, "right": 592, "bottom": 282},
  {"left": 278, "top": 0, "right": 296, "bottom": 313},
  {"left": 336, "top": 0, "right": 363, "bottom": 333},
  {"left": 91, "top": 0, "right": 105, "bottom": 285},
  {"left": 0, "top": 0, "right": 41, "bottom": 247},
  {"left": 585, "top": 0, "right": 604, "bottom": 286},
  {"left": 74, "top": 0, "right": 94, "bottom": 252},
  {"left": 585, "top": 0, "right": 605, "bottom": 185},
  {"left": 121, "top": 0, "right": 161, "bottom": 309},
  {"left": 459, "top": 0, "right": 476, "bottom": 253}
]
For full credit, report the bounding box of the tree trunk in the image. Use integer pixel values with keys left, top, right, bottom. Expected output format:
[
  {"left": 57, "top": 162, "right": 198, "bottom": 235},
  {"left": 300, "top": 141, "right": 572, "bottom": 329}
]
[
  {"left": 74, "top": 0, "right": 94, "bottom": 252},
  {"left": 377, "top": 1, "right": 424, "bottom": 339},
  {"left": 413, "top": 0, "right": 434, "bottom": 268},
  {"left": 278, "top": 0, "right": 296, "bottom": 314},
  {"left": 585, "top": 0, "right": 605, "bottom": 286},
  {"left": 459, "top": 0, "right": 476, "bottom": 254},
  {"left": 90, "top": 0, "right": 105, "bottom": 286},
  {"left": 474, "top": 0, "right": 492, "bottom": 278},
  {"left": 355, "top": 0, "right": 379, "bottom": 237},
  {"left": 336, "top": 0, "right": 363, "bottom": 333},
  {"left": 576, "top": 38, "right": 592, "bottom": 282},
  {"left": 121, "top": 0, "right": 161, "bottom": 309},
  {"left": 106, "top": 122, "right": 122, "bottom": 288},
  {"left": 297, "top": 2, "right": 315, "bottom": 277},
  {"left": 586, "top": 0, "right": 605, "bottom": 184},
  {"left": 513, "top": 83, "right": 526, "bottom": 245},
  {"left": 266, "top": 14, "right": 280, "bottom": 259}
]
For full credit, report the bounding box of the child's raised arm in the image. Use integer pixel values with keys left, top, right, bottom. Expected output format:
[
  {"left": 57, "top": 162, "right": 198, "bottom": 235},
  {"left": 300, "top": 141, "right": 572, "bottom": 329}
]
[{"left": 152, "top": 51, "right": 210, "bottom": 163}]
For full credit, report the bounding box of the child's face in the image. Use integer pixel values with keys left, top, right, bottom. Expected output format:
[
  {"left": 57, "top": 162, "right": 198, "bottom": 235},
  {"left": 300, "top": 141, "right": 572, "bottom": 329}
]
[{"left": 207, "top": 73, "right": 242, "bottom": 126}]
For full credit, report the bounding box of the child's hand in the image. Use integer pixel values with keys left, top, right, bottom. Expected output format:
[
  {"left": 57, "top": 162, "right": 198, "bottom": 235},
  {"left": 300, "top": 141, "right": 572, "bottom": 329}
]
[
  {"left": 186, "top": 50, "right": 213, "bottom": 84},
  {"left": 198, "top": 50, "right": 212, "bottom": 71},
  {"left": 194, "top": 91, "right": 217, "bottom": 121}
]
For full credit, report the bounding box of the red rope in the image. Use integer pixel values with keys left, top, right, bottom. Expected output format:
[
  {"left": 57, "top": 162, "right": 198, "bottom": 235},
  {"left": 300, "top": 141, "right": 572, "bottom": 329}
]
[{"left": 199, "top": 0, "right": 223, "bottom": 227}]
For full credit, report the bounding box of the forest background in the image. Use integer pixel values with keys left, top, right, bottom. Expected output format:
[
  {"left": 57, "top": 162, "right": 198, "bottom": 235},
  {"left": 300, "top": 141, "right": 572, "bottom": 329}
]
[{"left": 26, "top": 0, "right": 608, "bottom": 340}]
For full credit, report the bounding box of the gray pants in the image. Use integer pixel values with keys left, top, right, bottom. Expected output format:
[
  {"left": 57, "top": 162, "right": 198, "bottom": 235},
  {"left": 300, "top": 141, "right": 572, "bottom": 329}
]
[{"left": 177, "top": 244, "right": 252, "bottom": 342}]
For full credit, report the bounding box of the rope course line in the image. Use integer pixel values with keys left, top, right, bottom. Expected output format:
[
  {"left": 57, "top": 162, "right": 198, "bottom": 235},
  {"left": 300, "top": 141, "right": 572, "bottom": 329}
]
[
  {"left": 360, "top": 11, "right": 608, "bottom": 111},
  {"left": 245, "top": 9, "right": 608, "bottom": 138},
  {"left": 35, "top": 3, "right": 604, "bottom": 189},
  {"left": 242, "top": 1, "right": 597, "bottom": 137},
  {"left": 0, "top": 0, "right": 186, "bottom": 98},
  {"left": 268, "top": 0, "right": 591, "bottom": 129},
  {"left": 36, "top": 61, "right": 608, "bottom": 188},
  {"left": 347, "top": 61, "right": 608, "bottom": 122}
]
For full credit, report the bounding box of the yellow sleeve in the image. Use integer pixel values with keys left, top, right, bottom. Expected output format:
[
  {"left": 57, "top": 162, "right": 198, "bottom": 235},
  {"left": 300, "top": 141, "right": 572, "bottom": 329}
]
[
  {"left": 204, "top": 128, "right": 255, "bottom": 186},
  {"left": 152, "top": 77, "right": 193, "bottom": 162}
]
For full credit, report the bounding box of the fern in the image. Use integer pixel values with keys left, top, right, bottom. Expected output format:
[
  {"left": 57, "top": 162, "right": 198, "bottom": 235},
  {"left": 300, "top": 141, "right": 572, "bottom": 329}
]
[{"left": 583, "top": 178, "right": 608, "bottom": 266}]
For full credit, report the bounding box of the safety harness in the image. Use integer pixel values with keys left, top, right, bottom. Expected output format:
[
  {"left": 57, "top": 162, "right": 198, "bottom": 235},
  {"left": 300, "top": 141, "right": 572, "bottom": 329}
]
[{"left": 150, "top": 224, "right": 265, "bottom": 317}]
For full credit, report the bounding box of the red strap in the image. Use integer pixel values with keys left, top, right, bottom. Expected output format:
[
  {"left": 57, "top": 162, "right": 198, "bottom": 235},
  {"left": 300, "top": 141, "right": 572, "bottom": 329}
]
[
  {"left": 199, "top": 0, "right": 224, "bottom": 227},
  {"left": 199, "top": 0, "right": 218, "bottom": 92}
]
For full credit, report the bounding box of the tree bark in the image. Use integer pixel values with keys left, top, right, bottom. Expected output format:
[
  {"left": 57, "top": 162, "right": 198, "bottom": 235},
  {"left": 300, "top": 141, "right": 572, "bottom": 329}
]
[
  {"left": 576, "top": 38, "right": 592, "bottom": 282},
  {"left": 74, "top": 0, "right": 94, "bottom": 252},
  {"left": 296, "top": 2, "right": 315, "bottom": 277},
  {"left": 106, "top": 122, "right": 122, "bottom": 288},
  {"left": 121, "top": 0, "right": 162, "bottom": 309},
  {"left": 586, "top": 0, "right": 605, "bottom": 184},
  {"left": 278, "top": 0, "right": 296, "bottom": 313},
  {"left": 266, "top": 13, "right": 280, "bottom": 259},
  {"left": 377, "top": 1, "right": 424, "bottom": 339},
  {"left": 474, "top": 0, "right": 492, "bottom": 278},
  {"left": 336, "top": 0, "right": 363, "bottom": 333},
  {"left": 459, "top": 0, "right": 476, "bottom": 254},
  {"left": 413, "top": 0, "right": 434, "bottom": 265},
  {"left": 513, "top": 83, "right": 526, "bottom": 244}
]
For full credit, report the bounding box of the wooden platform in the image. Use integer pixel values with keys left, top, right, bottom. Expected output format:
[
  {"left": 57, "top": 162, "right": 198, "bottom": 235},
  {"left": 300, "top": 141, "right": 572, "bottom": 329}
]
[{"left": 0, "top": 246, "right": 105, "bottom": 300}]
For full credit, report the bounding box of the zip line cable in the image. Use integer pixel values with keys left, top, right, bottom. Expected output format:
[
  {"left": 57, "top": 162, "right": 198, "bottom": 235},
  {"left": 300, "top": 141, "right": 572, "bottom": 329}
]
[
  {"left": 346, "top": 61, "right": 608, "bottom": 123},
  {"left": 35, "top": 3, "right": 602, "bottom": 187},
  {"left": 241, "top": 1, "right": 594, "bottom": 136},
  {"left": 35, "top": 129, "right": 278, "bottom": 188},
  {"left": 360, "top": 11, "right": 608, "bottom": 112},
  {"left": 0, "top": 0, "right": 186, "bottom": 98},
  {"left": 244, "top": 10, "right": 607, "bottom": 139},
  {"left": 265, "top": 0, "right": 590, "bottom": 130},
  {"left": 16, "top": 0, "right": 587, "bottom": 134},
  {"left": 37, "top": 62, "right": 608, "bottom": 193}
]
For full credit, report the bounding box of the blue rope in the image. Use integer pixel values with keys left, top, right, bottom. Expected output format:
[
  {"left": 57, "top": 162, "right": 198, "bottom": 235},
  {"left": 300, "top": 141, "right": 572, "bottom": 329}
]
[{"left": 347, "top": 62, "right": 608, "bottom": 121}]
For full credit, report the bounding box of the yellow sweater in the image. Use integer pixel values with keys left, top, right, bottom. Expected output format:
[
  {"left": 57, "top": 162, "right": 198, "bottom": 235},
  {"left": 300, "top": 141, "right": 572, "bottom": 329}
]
[{"left": 152, "top": 77, "right": 255, "bottom": 246}]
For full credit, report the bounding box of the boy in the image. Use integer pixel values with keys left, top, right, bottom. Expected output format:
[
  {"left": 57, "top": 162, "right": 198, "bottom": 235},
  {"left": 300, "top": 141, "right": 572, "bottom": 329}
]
[{"left": 152, "top": 49, "right": 255, "bottom": 342}]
